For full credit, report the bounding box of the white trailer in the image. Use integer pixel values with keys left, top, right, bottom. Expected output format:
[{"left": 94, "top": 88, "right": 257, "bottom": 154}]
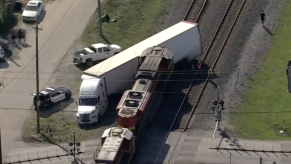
[{"left": 76, "top": 21, "right": 203, "bottom": 124}]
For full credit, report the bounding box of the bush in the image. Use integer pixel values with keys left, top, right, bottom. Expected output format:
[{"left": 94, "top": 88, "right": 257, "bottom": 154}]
[{"left": 0, "top": 3, "right": 17, "bottom": 36}]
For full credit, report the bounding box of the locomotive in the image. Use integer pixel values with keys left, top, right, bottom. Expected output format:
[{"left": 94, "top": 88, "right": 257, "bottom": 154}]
[{"left": 94, "top": 46, "right": 174, "bottom": 164}]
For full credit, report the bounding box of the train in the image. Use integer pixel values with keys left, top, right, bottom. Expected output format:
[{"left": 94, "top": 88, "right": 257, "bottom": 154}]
[{"left": 94, "top": 46, "right": 174, "bottom": 164}]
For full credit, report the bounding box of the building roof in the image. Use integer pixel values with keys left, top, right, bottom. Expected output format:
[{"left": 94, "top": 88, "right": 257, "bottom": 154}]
[{"left": 83, "top": 21, "right": 197, "bottom": 77}]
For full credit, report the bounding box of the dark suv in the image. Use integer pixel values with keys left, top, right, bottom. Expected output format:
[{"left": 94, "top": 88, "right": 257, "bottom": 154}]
[{"left": 0, "top": 37, "right": 9, "bottom": 49}]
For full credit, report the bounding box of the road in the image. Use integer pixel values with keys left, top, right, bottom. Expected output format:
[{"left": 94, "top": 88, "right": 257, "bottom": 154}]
[
  {"left": 0, "top": 0, "right": 96, "bottom": 161},
  {"left": 6, "top": 140, "right": 98, "bottom": 164},
  {"left": 135, "top": 129, "right": 291, "bottom": 164}
]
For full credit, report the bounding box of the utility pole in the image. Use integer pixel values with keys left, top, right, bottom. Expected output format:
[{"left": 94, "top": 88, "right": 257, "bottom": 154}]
[
  {"left": 97, "top": 0, "right": 102, "bottom": 36},
  {"left": 33, "top": 24, "right": 42, "bottom": 133},
  {"left": 0, "top": 127, "right": 2, "bottom": 164},
  {"left": 212, "top": 86, "right": 225, "bottom": 138},
  {"left": 73, "top": 132, "right": 76, "bottom": 160},
  {"left": 68, "top": 132, "right": 81, "bottom": 164}
]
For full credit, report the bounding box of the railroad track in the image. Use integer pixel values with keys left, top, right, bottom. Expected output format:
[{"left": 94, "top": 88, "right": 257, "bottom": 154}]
[{"left": 154, "top": 0, "right": 246, "bottom": 163}]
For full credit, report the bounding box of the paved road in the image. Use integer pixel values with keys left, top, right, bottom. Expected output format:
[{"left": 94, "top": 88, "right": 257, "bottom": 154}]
[
  {"left": 135, "top": 129, "right": 291, "bottom": 164},
  {"left": 6, "top": 140, "right": 98, "bottom": 164},
  {"left": 6, "top": 131, "right": 291, "bottom": 164},
  {"left": 0, "top": 0, "right": 96, "bottom": 160}
]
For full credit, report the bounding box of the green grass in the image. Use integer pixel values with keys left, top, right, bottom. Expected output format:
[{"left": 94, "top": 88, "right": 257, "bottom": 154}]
[
  {"left": 231, "top": 1, "right": 291, "bottom": 140},
  {"left": 81, "top": 0, "right": 171, "bottom": 49},
  {"left": 23, "top": 112, "right": 98, "bottom": 143}
]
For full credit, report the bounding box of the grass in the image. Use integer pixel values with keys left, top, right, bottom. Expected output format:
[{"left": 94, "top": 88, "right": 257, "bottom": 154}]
[
  {"left": 231, "top": 1, "right": 291, "bottom": 140},
  {"left": 23, "top": 112, "right": 97, "bottom": 143},
  {"left": 82, "top": 0, "right": 171, "bottom": 49}
]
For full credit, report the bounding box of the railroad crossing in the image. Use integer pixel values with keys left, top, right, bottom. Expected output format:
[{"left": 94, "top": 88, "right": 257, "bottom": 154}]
[{"left": 5, "top": 140, "right": 98, "bottom": 164}]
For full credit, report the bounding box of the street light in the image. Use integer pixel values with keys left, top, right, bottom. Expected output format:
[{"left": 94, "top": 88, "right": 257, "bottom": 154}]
[{"left": 97, "top": 0, "right": 102, "bottom": 36}]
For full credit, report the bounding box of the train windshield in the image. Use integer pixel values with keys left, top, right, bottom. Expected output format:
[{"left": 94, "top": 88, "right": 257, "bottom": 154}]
[{"left": 79, "top": 98, "right": 97, "bottom": 106}]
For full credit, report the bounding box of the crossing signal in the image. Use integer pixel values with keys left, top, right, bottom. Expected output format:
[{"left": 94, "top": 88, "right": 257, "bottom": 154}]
[
  {"left": 213, "top": 100, "right": 224, "bottom": 107},
  {"left": 68, "top": 142, "right": 81, "bottom": 155}
]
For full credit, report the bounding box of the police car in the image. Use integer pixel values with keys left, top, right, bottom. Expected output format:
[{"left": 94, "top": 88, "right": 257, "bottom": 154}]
[{"left": 33, "top": 87, "right": 72, "bottom": 108}]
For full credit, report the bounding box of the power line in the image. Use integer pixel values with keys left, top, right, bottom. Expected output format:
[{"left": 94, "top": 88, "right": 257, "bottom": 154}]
[
  {"left": 0, "top": 77, "right": 217, "bottom": 81},
  {"left": 0, "top": 90, "right": 191, "bottom": 93},
  {"left": 0, "top": 69, "right": 253, "bottom": 74},
  {"left": 1, "top": 107, "right": 291, "bottom": 115}
]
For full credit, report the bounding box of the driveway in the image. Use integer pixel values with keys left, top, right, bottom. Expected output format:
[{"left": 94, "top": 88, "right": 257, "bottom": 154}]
[{"left": 0, "top": 0, "right": 96, "bottom": 160}]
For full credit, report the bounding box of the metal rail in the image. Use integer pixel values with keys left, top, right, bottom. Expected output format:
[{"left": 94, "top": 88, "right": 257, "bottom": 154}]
[
  {"left": 154, "top": 0, "right": 246, "bottom": 163},
  {"left": 184, "top": 0, "right": 209, "bottom": 22}
]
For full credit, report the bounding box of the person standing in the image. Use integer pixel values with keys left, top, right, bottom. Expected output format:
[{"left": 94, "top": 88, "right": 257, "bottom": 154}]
[
  {"left": 260, "top": 10, "right": 266, "bottom": 25},
  {"left": 17, "top": 29, "right": 23, "bottom": 44}
]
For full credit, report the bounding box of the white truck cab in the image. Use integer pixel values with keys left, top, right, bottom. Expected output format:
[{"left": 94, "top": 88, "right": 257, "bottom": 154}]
[
  {"left": 76, "top": 78, "right": 108, "bottom": 124},
  {"left": 73, "top": 43, "right": 121, "bottom": 67}
]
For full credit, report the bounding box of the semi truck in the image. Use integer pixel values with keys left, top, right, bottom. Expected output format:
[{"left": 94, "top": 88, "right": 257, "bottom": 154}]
[{"left": 76, "top": 21, "right": 203, "bottom": 124}]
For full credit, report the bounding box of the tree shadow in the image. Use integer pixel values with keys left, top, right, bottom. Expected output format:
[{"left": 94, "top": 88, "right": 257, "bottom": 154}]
[
  {"left": 78, "top": 94, "right": 122, "bottom": 130},
  {"left": 39, "top": 98, "right": 75, "bottom": 118}
]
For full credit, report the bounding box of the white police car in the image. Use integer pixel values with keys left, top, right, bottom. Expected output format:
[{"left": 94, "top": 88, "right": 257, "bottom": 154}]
[{"left": 33, "top": 87, "right": 72, "bottom": 108}]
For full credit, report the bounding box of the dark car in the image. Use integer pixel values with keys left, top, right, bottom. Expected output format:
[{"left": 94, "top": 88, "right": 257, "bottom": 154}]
[
  {"left": 33, "top": 87, "right": 72, "bottom": 108},
  {"left": 0, "top": 37, "right": 9, "bottom": 49}
]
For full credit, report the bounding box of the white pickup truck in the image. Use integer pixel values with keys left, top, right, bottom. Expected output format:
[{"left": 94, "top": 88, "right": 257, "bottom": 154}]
[{"left": 73, "top": 43, "right": 121, "bottom": 67}]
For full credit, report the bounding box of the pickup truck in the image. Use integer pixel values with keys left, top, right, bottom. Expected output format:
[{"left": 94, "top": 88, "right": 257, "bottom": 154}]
[{"left": 73, "top": 43, "right": 121, "bottom": 67}]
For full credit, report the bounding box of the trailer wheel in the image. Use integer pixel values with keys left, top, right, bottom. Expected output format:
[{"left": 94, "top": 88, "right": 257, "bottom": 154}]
[
  {"left": 86, "top": 58, "right": 93, "bottom": 67},
  {"left": 97, "top": 114, "right": 101, "bottom": 122}
]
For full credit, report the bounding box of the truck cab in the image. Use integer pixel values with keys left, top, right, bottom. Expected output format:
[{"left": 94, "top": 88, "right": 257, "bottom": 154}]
[
  {"left": 73, "top": 43, "right": 121, "bottom": 67},
  {"left": 76, "top": 78, "right": 108, "bottom": 124}
]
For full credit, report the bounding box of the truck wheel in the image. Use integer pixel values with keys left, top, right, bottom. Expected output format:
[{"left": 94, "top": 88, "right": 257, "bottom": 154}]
[
  {"left": 114, "top": 52, "right": 119, "bottom": 55},
  {"left": 86, "top": 59, "right": 93, "bottom": 67},
  {"left": 65, "top": 92, "right": 71, "bottom": 101}
]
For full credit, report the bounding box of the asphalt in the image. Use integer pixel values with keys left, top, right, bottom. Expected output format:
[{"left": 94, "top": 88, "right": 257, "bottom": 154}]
[
  {"left": 6, "top": 140, "right": 98, "bottom": 164},
  {"left": 5, "top": 130, "right": 291, "bottom": 164},
  {"left": 0, "top": 0, "right": 96, "bottom": 161},
  {"left": 136, "top": 129, "right": 291, "bottom": 164}
]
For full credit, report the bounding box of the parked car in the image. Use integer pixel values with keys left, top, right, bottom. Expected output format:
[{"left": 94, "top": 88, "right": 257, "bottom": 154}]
[
  {"left": 73, "top": 43, "right": 122, "bottom": 67},
  {"left": 0, "top": 37, "right": 9, "bottom": 49},
  {"left": 32, "top": 87, "right": 72, "bottom": 108},
  {"left": 0, "top": 47, "right": 4, "bottom": 59},
  {"left": 22, "top": 0, "right": 43, "bottom": 22}
]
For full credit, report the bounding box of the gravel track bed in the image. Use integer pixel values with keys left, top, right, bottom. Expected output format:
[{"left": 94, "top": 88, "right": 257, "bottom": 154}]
[{"left": 191, "top": 0, "right": 285, "bottom": 134}]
